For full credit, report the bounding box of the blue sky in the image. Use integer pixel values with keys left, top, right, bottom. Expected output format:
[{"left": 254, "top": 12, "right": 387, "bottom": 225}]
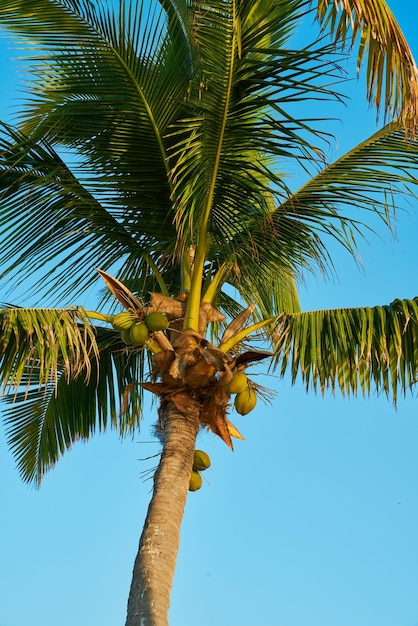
[{"left": 1, "top": 3, "right": 418, "bottom": 626}]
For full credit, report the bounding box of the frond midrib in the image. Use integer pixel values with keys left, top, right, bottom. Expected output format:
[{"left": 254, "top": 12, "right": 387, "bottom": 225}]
[
  {"left": 186, "top": 0, "right": 238, "bottom": 330},
  {"left": 20, "top": 0, "right": 173, "bottom": 187}
]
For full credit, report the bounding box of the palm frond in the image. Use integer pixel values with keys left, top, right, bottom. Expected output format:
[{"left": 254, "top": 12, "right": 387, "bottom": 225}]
[
  {"left": 272, "top": 297, "right": 418, "bottom": 403},
  {"left": 2, "top": 326, "right": 146, "bottom": 485},
  {"left": 232, "top": 119, "right": 418, "bottom": 289},
  {"left": 0, "top": 306, "right": 98, "bottom": 393},
  {"left": 314, "top": 0, "right": 418, "bottom": 133},
  {"left": 284, "top": 118, "right": 418, "bottom": 222},
  {"left": 167, "top": 0, "right": 349, "bottom": 326},
  {"left": 0, "top": 0, "right": 199, "bottom": 300},
  {"left": 228, "top": 264, "right": 302, "bottom": 320},
  {"left": 0, "top": 123, "right": 181, "bottom": 300},
  {"left": 170, "top": 0, "right": 346, "bottom": 250},
  {"left": 17, "top": 0, "right": 188, "bottom": 201}
]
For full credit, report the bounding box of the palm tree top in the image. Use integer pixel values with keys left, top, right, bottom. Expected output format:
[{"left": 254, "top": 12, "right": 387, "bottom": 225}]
[
  {"left": 1, "top": 0, "right": 418, "bottom": 487},
  {"left": 0, "top": 0, "right": 417, "bottom": 309}
]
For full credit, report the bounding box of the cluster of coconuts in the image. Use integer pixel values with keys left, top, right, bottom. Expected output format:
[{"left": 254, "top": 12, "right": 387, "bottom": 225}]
[
  {"left": 189, "top": 449, "right": 211, "bottom": 491},
  {"left": 224, "top": 371, "right": 257, "bottom": 415},
  {"left": 112, "top": 311, "right": 169, "bottom": 345}
]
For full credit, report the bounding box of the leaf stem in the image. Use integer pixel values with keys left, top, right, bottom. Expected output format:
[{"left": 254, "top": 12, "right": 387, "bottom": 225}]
[
  {"left": 202, "top": 263, "right": 230, "bottom": 304},
  {"left": 184, "top": 3, "right": 237, "bottom": 330},
  {"left": 219, "top": 317, "right": 275, "bottom": 354}
]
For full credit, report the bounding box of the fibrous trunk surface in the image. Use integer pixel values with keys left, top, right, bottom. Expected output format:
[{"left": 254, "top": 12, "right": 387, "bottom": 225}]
[{"left": 125, "top": 397, "right": 200, "bottom": 626}]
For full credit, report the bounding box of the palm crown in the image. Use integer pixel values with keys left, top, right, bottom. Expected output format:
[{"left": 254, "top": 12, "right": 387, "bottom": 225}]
[
  {"left": 1, "top": 0, "right": 418, "bottom": 480},
  {"left": 1, "top": 2, "right": 418, "bottom": 623}
]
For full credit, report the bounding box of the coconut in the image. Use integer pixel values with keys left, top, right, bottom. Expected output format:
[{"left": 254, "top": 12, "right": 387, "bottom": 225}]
[
  {"left": 112, "top": 311, "right": 135, "bottom": 331},
  {"left": 121, "top": 329, "right": 133, "bottom": 344},
  {"left": 189, "top": 470, "right": 203, "bottom": 491},
  {"left": 234, "top": 387, "right": 257, "bottom": 415},
  {"left": 130, "top": 323, "right": 149, "bottom": 345},
  {"left": 193, "top": 450, "right": 211, "bottom": 471},
  {"left": 224, "top": 371, "right": 248, "bottom": 394},
  {"left": 145, "top": 312, "right": 169, "bottom": 331}
]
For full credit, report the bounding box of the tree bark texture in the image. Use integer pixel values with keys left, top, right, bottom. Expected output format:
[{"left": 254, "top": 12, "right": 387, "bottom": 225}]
[{"left": 125, "top": 396, "right": 200, "bottom": 626}]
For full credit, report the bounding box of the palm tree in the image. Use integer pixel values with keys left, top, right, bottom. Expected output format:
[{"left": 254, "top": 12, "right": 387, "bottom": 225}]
[{"left": 1, "top": 1, "right": 418, "bottom": 624}]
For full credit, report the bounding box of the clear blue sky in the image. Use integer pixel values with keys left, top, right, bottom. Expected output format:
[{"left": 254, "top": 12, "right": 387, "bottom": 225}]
[{"left": 1, "top": 3, "right": 418, "bottom": 626}]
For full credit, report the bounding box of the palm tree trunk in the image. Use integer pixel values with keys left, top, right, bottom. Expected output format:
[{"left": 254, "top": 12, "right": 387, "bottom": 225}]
[{"left": 125, "top": 395, "right": 201, "bottom": 626}]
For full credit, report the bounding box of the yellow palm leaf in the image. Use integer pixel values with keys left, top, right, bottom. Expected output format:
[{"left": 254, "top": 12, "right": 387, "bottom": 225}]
[{"left": 315, "top": 0, "right": 418, "bottom": 134}]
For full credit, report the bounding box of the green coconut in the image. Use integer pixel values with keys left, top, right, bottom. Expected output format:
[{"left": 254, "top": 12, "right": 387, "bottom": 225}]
[
  {"left": 224, "top": 371, "right": 248, "bottom": 394},
  {"left": 234, "top": 387, "right": 257, "bottom": 415},
  {"left": 121, "top": 329, "right": 133, "bottom": 344},
  {"left": 193, "top": 450, "right": 211, "bottom": 472},
  {"left": 130, "top": 323, "right": 149, "bottom": 345},
  {"left": 145, "top": 312, "right": 169, "bottom": 331},
  {"left": 189, "top": 470, "right": 203, "bottom": 491},
  {"left": 112, "top": 311, "right": 135, "bottom": 331}
]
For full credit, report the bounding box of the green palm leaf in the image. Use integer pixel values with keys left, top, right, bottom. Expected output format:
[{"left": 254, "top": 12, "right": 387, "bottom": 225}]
[
  {"left": 168, "top": 0, "right": 351, "bottom": 326},
  {"left": 205, "top": 120, "right": 418, "bottom": 321},
  {"left": 0, "top": 123, "right": 179, "bottom": 300},
  {"left": 272, "top": 297, "right": 418, "bottom": 402},
  {"left": 1, "top": 314, "right": 145, "bottom": 485},
  {"left": 235, "top": 120, "right": 418, "bottom": 282},
  {"left": 280, "top": 119, "right": 418, "bottom": 234},
  {"left": 0, "top": 306, "right": 98, "bottom": 391},
  {"left": 0, "top": 1, "right": 197, "bottom": 300},
  {"left": 314, "top": 0, "right": 418, "bottom": 131},
  {"left": 169, "top": 0, "right": 343, "bottom": 243}
]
